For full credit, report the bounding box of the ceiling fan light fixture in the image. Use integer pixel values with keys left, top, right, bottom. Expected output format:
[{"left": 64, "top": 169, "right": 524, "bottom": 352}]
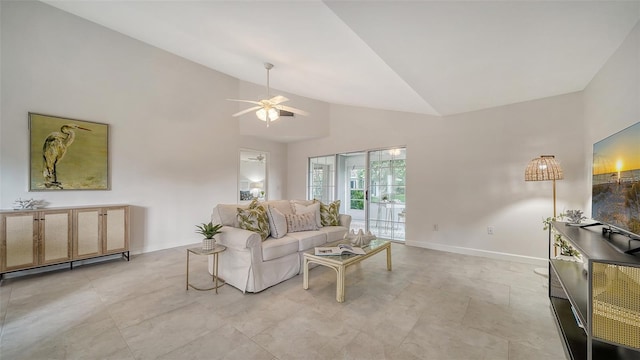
[
  {"left": 228, "top": 62, "right": 308, "bottom": 126},
  {"left": 256, "top": 108, "right": 279, "bottom": 122}
]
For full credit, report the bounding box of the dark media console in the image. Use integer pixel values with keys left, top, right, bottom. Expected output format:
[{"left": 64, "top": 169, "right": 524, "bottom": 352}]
[{"left": 549, "top": 221, "right": 640, "bottom": 360}]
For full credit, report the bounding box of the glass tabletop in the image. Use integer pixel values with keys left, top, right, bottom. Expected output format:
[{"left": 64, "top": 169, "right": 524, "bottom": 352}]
[{"left": 306, "top": 238, "right": 389, "bottom": 260}]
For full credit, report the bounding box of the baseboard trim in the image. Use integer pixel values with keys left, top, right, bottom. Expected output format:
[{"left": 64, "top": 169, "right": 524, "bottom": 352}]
[{"left": 405, "top": 240, "right": 547, "bottom": 266}]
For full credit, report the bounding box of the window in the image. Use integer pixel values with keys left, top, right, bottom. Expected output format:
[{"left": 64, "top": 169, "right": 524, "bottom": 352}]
[{"left": 308, "top": 155, "right": 336, "bottom": 203}]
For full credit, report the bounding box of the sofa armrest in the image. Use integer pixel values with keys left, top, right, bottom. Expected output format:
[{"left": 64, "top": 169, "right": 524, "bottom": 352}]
[
  {"left": 339, "top": 214, "right": 352, "bottom": 229},
  {"left": 216, "top": 226, "right": 262, "bottom": 251}
]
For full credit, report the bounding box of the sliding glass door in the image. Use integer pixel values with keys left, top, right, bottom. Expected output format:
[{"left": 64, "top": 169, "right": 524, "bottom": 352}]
[
  {"left": 337, "top": 152, "right": 367, "bottom": 233},
  {"left": 368, "top": 148, "right": 406, "bottom": 241},
  {"left": 309, "top": 147, "right": 406, "bottom": 242}
]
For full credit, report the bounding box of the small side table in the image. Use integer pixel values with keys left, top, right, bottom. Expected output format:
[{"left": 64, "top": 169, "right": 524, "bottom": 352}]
[{"left": 186, "top": 244, "right": 226, "bottom": 292}]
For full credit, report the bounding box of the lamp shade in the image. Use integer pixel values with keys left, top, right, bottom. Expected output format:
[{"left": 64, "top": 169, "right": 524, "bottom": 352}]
[
  {"left": 250, "top": 181, "right": 263, "bottom": 189},
  {"left": 256, "top": 108, "right": 279, "bottom": 122},
  {"left": 525, "top": 155, "right": 563, "bottom": 182}
]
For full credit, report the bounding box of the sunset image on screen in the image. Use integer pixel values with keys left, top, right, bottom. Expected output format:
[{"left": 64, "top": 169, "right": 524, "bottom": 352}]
[{"left": 592, "top": 122, "right": 640, "bottom": 235}]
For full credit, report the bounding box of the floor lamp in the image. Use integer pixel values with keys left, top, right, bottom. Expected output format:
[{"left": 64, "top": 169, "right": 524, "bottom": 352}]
[{"left": 525, "top": 155, "right": 564, "bottom": 277}]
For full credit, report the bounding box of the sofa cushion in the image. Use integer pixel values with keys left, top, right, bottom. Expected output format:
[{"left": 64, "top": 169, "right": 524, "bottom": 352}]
[
  {"left": 266, "top": 205, "right": 287, "bottom": 239},
  {"left": 212, "top": 203, "right": 248, "bottom": 227},
  {"left": 318, "top": 226, "right": 349, "bottom": 242},
  {"left": 319, "top": 200, "right": 341, "bottom": 226},
  {"left": 264, "top": 200, "right": 295, "bottom": 215},
  {"left": 285, "top": 212, "right": 318, "bottom": 233},
  {"left": 262, "top": 236, "right": 300, "bottom": 261},
  {"left": 290, "top": 199, "right": 316, "bottom": 207},
  {"left": 292, "top": 201, "right": 323, "bottom": 228},
  {"left": 286, "top": 230, "right": 328, "bottom": 251},
  {"left": 238, "top": 199, "right": 270, "bottom": 241}
]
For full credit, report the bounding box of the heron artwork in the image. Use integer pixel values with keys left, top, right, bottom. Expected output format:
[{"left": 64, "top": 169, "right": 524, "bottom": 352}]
[{"left": 42, "top": 124, "right": 91, "bottom": 189}]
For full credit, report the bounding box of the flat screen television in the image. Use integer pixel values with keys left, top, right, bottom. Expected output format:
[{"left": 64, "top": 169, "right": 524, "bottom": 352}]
[{"left": 591, "top": 121, "right": 640, "bottom": 253}]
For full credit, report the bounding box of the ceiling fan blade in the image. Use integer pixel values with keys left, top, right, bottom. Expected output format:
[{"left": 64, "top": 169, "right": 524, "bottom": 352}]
[
  {"left": 227, "top": 98, "right": 262, "bottom": 106},
  {"left": 232, "top": 106, "right": 262, "bottom": 117},
  {"left": 269, "top": 95, "right": 289, "bottom": 105},
  {"left": 277, "top": 105, "right": 309, "bottom": 116}
]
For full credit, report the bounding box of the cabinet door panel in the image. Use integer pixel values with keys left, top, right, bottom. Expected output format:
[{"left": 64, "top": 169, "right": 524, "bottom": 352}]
[
  {"left": 105, "top": 208, "right": 127, "bottom": 252},
  {"left": 4, "top": 214, "right": 37, "bottom": 269},
  {"left": 75, "top": 210, "right": 101, "bottom": 258},
  {"left": 42, "top": 211, "right": 71, "bottom": 264}
]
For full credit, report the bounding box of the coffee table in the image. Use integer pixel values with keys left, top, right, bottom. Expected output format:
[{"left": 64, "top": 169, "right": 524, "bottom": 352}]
[{"left": 303, "top": 239, "right": 392, "bottom": 302}]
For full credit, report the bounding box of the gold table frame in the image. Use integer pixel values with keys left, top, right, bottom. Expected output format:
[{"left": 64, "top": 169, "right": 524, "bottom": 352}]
[
  {"left": 303, "top": 239, "right": 392, "bottom": 302},
  {"left": 186, "top": 245, "right": 226, "bottom": 292}
]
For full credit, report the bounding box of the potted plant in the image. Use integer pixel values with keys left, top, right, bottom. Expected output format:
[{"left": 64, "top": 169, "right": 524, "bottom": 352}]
[
  {"left": 195, "top": 221, "right": 223, "bottom": 250},
  {"left": 542, "top": 213, "right": 582, "bottom": 261}
]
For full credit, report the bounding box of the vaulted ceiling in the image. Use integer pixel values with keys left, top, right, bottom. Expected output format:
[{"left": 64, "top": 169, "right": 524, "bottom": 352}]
[{"left": 43, "top": 0, "right": 640, "bottom": 116}]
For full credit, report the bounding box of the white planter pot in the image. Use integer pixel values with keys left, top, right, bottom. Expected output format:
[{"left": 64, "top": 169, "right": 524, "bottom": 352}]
[{"left": 202, "top": 238, "right": 215, "bottom": 251}]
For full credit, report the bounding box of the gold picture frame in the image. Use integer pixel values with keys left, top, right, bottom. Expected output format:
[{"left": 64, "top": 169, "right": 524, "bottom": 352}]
[{"left": 29, "top": 113, "right": 109, "bottom": 191}]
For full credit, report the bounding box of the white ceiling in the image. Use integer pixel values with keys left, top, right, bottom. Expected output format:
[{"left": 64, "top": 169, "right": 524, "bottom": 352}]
[{"left": 42, "top": 0, "right": 640, "bottom": 116}]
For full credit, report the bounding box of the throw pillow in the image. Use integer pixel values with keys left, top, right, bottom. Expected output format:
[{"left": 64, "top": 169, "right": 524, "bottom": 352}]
[
  {"left": 292, "top": 201, "right": 323, "bottom": 228},
  {"left": 266, "top": 205, "right": 287, "bottom": 239},
  {"left": 237, "top": 199, "right": 270, "bottom": 241},
  {"left": 319, "top": 200, "right": 341, "bottom": 226},
  {"left": 285, "top": 212, "right": 318, "bottom": 233}
]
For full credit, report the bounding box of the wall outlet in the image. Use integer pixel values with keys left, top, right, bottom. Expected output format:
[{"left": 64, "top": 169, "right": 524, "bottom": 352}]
[
  {"left": 433, "top": 224, "right": 439, "bottom": 231},
  {"left": 487, "top": 226, "right": 494, "bottom": 235}
]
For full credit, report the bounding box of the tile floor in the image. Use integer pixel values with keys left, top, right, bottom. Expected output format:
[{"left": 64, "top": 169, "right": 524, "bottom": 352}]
[{"left": 0, "top": 243, "right": 566, "bottom": 359}]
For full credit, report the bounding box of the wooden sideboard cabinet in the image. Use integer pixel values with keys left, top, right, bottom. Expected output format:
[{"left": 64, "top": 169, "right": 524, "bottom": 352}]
[
  {"left": 74, "top": 206, "right": 129, "bottom": 259},
  {"left": 1, "top": 205, "right": 129, "bottom": 277},
  {"left": 1, "top": 209, "right": 72, "bottom": 272}
]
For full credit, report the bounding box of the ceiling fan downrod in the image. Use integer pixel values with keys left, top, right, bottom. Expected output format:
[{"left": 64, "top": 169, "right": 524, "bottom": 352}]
[{"left": 264, "top": 62, "right": 273, "bottom": 98}]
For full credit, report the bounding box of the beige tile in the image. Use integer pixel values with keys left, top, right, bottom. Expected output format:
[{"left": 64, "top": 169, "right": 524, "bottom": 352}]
[
  {"left": 509, "top": 339, "right": 566, "bottom": 360},
  {"left": 62, "top": 316, "right": 134, "bottom": 359},
  {"left": 4, "top": 283, "right": 102, "bottom": 324},
  {"left": 402, "top": 317, "right": 509, "bottom": 360},
  {"left": 225, "top": 295, "right": 306, "bottom": 338},
  {"left": 1, "top": 307, "right": 112, "bottom": 358},
  {"left": 461, "top": 297, "right": 561, "bottom": 351},
  {"left": 337, "top": 330, "right": 399, "bottom": 360},
  {"left": 107, "top": 285, "right": 200, "bottom": 328},
  {"left": 120, "top": 301, "right": 227, "bottom": 359},
  {"left": 158, "top": 323, "right": 273, "bottom": 360},
  {"left": 252, "top": 309, "right": 360, "bottom": 360}
]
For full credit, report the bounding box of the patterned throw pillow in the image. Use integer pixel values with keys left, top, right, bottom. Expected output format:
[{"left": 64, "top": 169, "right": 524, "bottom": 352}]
[
  {"left": 237, "top": 199, "right": 270, "bottom": 241},
  {"left": 319, "top": 200, "right": 341, "bottom": 226},
  {"left": 291, "top": 201, "right": 323, "bottom": 228},
  {"left": 285, "top": 212, "right": 318, "bottom": 233}
]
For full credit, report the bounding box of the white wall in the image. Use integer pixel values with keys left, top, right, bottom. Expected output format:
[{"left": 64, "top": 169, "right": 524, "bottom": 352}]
[
  {"left": 583, "top": 21, "right": 640, "bottom": 212},
  {"left": 0, "top": 1, "right": 291, "bottom": 253},
  {"left": 287, "top": 93, "right": 587, "bottom": 264}
]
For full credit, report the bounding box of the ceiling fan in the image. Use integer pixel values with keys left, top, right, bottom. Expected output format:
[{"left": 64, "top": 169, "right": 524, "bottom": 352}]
[
  {"left": 227, "top": 63, "right": 309, "bottom": 127},
  {"left": 248, "top": 154, "right": 265, "bottom": 162}
]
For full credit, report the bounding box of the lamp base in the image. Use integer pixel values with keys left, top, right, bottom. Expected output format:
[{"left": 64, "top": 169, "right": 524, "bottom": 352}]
[{"left": 533, "top": 267, "right": 549, "bottom": 278}]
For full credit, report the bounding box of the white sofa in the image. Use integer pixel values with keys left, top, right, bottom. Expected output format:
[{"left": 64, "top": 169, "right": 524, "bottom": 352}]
[{"left": 209, "top": 200, "right": 351, "bottom": 293}]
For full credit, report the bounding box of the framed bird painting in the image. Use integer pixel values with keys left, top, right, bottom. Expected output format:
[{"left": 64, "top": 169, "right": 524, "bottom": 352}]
[{"left": 29, "top": 113, "right": 109, "bottom": 191}]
